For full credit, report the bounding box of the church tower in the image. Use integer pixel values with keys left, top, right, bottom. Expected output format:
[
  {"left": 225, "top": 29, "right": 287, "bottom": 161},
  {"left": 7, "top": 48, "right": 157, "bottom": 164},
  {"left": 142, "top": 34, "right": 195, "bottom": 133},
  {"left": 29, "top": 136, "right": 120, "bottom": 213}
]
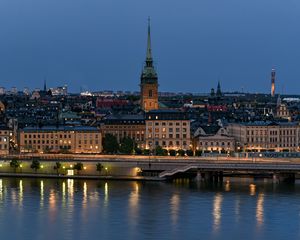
[{"left": 140, "top": 18, "right": 159, "bottom": 112}]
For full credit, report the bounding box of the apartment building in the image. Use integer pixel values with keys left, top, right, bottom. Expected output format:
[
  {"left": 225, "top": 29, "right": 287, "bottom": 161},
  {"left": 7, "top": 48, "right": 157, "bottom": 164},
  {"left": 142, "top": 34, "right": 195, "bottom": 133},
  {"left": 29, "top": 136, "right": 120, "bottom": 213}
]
[
  {"left": 101, "top": 114, "right": 146, "bottom": 148},
  {"left": 227, "top": 121, "right": 300, "bottom": 152},
  {"left": 0, "top": 126, "right": 11, "bottom": 155},
  {"left": 19, "top": 126, "right": 102, "bottom": 154},
  {"left": 193, "top": 125, "right": 235, "bottom": 152},
  {"left": 145, "top": 110, "right": 190, "bottom": 150}
]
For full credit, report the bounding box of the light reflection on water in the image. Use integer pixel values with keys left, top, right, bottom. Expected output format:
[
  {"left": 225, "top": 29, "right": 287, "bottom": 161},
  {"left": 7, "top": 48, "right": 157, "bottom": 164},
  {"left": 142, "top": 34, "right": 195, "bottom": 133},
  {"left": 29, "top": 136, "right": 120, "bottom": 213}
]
[
  {"left": 256, "top": 193, "right": 264, "bottom": 227},
  {"left": 0, "top": 178, "right": 299, "bottom": 240},
  {"left": 213, "top": 193, "right": 223, "bottom": 233}
]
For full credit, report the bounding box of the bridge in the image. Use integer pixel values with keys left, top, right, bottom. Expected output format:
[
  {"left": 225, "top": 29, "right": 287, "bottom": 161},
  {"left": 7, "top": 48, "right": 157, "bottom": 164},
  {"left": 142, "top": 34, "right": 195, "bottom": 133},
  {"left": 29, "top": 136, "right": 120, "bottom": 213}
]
[
  {"left": 159, "top": 162, "right": 300, "bottom": 182},
  {"left": 2, "top": 153, "right": 300, "bottom": 182}
]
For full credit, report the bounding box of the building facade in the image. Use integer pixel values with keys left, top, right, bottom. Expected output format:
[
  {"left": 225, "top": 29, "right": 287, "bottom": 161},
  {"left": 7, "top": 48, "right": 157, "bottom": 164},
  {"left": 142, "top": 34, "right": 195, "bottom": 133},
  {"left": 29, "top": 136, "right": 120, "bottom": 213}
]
[
  {"left": 140, "top": 19, "right": 159, "bottom": 112},
  {"left": 101, "top": 115, "right": 146, "bottom": 148},
  {"left": 194, "top": 125, "right": 235, "bottom": 153},
  {"left": 227, "top": 121, "right": 300, "bottom": 152},
  {"left": 19, "top": 126, "right": 102, "bottom": 154},
  {"left": 0, "top": 127, "right": 11, "bottom": 155},
  {"left": 145, "top": 110, "right": 191, "bottom": 150}
]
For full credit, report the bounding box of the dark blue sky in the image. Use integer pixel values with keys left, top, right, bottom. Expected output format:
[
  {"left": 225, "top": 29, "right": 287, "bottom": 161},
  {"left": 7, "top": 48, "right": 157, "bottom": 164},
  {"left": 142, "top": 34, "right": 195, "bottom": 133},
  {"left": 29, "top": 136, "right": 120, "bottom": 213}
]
[{"left": 0, "top": 0, "right": 300, "bottom": 93}]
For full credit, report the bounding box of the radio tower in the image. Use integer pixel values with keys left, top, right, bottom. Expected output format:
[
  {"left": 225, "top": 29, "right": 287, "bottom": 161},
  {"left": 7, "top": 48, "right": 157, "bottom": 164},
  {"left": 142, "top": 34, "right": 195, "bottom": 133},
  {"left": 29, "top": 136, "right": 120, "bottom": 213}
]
[{"left": 271, "top": 68, "right": 275, "bottom": 97}]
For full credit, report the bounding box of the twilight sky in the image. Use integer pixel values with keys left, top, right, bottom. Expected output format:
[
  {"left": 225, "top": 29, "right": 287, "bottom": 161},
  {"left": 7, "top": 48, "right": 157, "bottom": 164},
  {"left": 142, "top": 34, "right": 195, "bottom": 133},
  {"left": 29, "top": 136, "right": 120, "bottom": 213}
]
[{"left": 0, "top": 0, "right": 300, "bottom": 93}]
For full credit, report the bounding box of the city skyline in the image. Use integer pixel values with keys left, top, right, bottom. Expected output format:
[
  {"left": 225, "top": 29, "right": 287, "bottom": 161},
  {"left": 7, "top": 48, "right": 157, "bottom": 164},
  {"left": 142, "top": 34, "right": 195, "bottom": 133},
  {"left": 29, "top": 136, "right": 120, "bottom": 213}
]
[{"left": 0, "top": 0, "right": 300, "bottom": 93}]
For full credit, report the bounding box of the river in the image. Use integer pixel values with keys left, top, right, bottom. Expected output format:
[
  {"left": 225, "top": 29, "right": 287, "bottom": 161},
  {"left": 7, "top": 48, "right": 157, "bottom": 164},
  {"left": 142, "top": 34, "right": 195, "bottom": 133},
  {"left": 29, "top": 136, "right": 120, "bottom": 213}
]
[{"left": 0, "top": 177, "right": 299, "bottom": 240}]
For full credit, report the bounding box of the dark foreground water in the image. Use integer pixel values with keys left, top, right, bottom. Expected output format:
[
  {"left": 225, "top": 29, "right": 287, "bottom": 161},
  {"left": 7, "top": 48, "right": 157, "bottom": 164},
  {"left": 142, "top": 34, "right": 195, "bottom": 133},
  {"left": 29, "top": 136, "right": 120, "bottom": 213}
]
[{"left": 0, "top": 177, "right": 300, "bottom": 240}]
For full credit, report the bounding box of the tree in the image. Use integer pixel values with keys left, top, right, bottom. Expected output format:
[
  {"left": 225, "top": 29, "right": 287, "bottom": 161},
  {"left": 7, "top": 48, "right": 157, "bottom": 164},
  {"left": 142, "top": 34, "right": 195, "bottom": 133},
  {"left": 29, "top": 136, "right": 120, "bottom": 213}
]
[
  {"left": 177, "top": 149, "right": 186, "bottom": 156},
  {"left": 74, "top": 162, "right": 83, "bottom": 175},
  {"left": 186, "top": 149, "right": 194, "bottom": 156},
  {"left": 31, "top": 159, "right": 41, "bottom": 173},
  {"left": 119, "top": 137, "right": 135, "bottom": 154},
  {"left": 195, "top": 150, "right": 202, "bottom": 156},
  {"left": 96, "top": 163, "right": 103, "bottom": 175},
  {"left": 135, "top": 147, "right": 143, "bottom": 155},
  {"left": 53, "top": 162, "right": 61, "bottom": 175},
  {"left": 169, "top": 149, "right": 176, "bottom": 156},
  {"left": 10, "top": 158, "right": 20, "bottom": 173},
  {"left": 155, "top": 146, "right": 168, "bottom": 156},
  {"left": 103, "top": 134, "right": 119, "bottom": 154},
  {"left": 143, "top": 149, "right": 150, "bottom": 155}
]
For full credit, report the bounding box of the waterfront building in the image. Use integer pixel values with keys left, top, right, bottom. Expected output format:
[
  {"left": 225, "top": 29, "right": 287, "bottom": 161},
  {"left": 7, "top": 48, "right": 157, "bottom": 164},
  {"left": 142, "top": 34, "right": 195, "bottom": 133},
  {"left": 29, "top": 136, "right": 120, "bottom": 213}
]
[
  {"left": 19, "top": 126, "right": 102, "bottom": 154},
  {"left": 145, "top": 110, "right": 191, "bottom": 150},
  {"left": 101, "top": 114, "right": 145, "bottom": 148},
  {"left": 140, "top": 19, "right": 159, "bottom": 112},
  {"left": 0, "top": 126, "right": 12, "bottom": 155},
  {"left": 227, "top": 121, "right": 300, "bottom": 152},
  {"left": 193, "top": 125, "right": 235, "bottom": 153}
]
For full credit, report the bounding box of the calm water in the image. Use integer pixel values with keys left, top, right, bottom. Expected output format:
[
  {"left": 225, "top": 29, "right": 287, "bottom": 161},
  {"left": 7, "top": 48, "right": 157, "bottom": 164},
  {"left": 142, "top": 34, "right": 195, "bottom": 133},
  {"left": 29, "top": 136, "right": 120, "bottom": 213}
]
[{"left": 0, "top": 177, "right": 300, "bottom": 240}]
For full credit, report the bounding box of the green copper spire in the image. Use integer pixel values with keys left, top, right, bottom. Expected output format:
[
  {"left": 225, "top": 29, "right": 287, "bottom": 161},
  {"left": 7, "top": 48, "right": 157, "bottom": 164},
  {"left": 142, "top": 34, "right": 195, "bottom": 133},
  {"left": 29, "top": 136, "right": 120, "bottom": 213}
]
[
  {"left": 141, "top": 17, "right": 158, "bottom": 84},
  {"left": 146, "top": 17, "right": 153, "bottom": 67}
]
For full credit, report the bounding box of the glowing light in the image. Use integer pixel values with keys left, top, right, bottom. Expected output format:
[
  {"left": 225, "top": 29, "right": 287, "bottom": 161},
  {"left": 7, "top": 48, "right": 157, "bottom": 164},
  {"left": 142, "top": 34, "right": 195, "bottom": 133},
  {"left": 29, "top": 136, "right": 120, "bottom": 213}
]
[
  {"left": 213, "top": 193, "right": 223, "bottom": 232},
  {"left": 41, "top": 165, "right": 44, "bottom": 169},
  {"left": 104, "top": 182, "right": 109, "bottom": 206},
  {"left": 20, "top": 164, "right": 23, "bottom": 168},
  {"left": 250, "top": 184, "right": 256, "bottom": 196},
  {"left": 40, "top": 180, "right": 44, "bottom": 207},
  {"left": 83, "top": 182, "right": 87, "bottom": 207},
  {"left": 225, "top": 180, "right": 230, "bottom": 192},
  {"left": 70, "top": 165, "right": 73, "bottom": 168},
  {"left": 19, "top": 180, "right": 23, "bottom": 206},
  {"left": 83, "top": 167, "right": 87, "bottom": 170},
  {"left": 62, "top": 166, "right": 65, "bottom": 169},
  {"left": 170, "top": 194, "right": 180, "bottom": 225},
  {"left": 256, "top": 193, "right": 264, "bottom": 226}
]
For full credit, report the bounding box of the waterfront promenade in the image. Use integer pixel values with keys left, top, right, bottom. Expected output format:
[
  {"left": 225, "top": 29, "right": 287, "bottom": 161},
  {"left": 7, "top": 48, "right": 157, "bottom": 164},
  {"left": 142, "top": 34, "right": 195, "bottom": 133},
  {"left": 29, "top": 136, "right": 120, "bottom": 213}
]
[{"left": 0, "top": 153, "right": 300, "bottom": 182}]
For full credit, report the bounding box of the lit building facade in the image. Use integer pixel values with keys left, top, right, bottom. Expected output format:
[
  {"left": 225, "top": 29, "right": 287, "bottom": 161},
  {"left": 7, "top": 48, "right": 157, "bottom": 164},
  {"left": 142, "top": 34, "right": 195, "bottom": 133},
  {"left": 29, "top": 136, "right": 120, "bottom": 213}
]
[
  {"left": 145, "top": 110, "right": 190, "bottom": 150},
  {"left": 227, "top": 121, "right": 300, "bottom": 152},
  {"left": 101, "top": 115, "right": 146, "bottom": 148},
  {"left": 19, "top": 126, "right": 102, "bottom": 154},
  {"left": 0, "top": 127, "right": 11, "bottom": 155},
  {"left": 194, "top": 125, "right": 235, "bottom": 152}
]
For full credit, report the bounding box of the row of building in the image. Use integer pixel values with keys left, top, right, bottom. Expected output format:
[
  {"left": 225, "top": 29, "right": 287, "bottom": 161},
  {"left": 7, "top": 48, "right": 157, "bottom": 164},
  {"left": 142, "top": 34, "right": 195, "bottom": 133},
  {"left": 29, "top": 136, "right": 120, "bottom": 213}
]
[{"left": 7, "top": 111, "right": 300, "bottom": 155}]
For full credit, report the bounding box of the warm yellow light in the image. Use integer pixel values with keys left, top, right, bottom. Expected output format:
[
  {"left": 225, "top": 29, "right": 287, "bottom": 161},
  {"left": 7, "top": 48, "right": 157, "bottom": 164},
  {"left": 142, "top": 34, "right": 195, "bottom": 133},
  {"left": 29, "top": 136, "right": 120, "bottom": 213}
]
[
  {"left": 41, "top": 165, "right": 44, "bottom": 169},
  {"left": 105, "top": 167, "right": 108, "bottom": 171},
  {"left": 20, "top": 164, "right": 23, "bottom": 168},
  {"left": 0, "top": 164, "right": 2, "bottom": 167},
  {"left": 83, "top": 167, "right": 87, "bottom": 170},
  {"left": 250, "top": 184, "right": 256, "bottom": 196},
  {"left": 62, "top": 166, "right": 65, "bottom": 169},
  {"left": 70, "top": 165, "right": 73, "bottom": 168}
]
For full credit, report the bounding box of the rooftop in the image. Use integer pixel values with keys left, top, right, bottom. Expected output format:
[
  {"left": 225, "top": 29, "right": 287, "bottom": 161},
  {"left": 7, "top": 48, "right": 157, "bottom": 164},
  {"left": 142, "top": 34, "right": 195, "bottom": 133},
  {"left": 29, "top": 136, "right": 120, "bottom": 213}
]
[{"left": 22, "top": 126, "right": 99, "bottom": 132}]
